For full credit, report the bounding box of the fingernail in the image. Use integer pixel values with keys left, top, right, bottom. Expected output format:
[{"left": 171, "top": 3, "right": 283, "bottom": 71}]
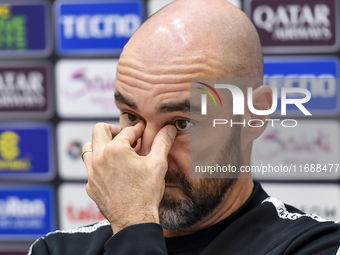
[{"left": 168, "top": 126, "right": 177, "bottom": 140}]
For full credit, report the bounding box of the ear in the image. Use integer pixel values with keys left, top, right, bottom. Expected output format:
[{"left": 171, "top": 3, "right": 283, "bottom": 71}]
[{"left": 242, "top": 85, "right": 273, "bottom": 145}]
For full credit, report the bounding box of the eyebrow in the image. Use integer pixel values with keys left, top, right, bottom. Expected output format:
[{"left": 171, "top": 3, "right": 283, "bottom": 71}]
[
  {"left": 115, "top": 91, "right": 138, "bottom": 110},
  {"left": 159, "top": 100, "right": 200, "bottom": 113},
  {"left": 114, "top": 91, "right": 201, "bottom": 114}
]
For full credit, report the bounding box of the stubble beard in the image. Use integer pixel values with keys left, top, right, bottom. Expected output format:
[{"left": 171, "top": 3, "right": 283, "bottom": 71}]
[{"left": 159, "top": 125, "right": 243, "bottom": 231}]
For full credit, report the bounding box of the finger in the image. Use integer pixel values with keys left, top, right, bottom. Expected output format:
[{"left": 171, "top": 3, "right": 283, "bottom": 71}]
[
  {"left": 92, "top": 123, "right": 122, "bottom": 155},
  {"left": 82, "top": 142, "right": 93, "bottom": 178},
  {"left": 114, "top": 121, "right": 145, "bottom": 147},
  {"left": 148, "top": 125, "right": 177, "bottom": 163},
  {"left": 82, "top": 142, "right": 92, "bottom": 161},
  {"left": 133, "top": 138, "right": 142, "bottom": 153}
]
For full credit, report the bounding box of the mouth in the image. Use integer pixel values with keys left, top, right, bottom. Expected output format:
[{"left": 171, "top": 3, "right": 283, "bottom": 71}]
[{"left": 165, "top": 184, "right": 180, "bottom": 189}]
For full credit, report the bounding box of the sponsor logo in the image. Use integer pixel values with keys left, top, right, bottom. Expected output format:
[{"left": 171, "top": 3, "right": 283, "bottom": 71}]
[
  {"left": 0, "top": 123, "right": 54, "bottom": 181},
  {"left": 64, "top": 68, "right": 115, "bottom": 99},
  {"left": 0, "top": 185, "right": 55, "bottom": 241},
  {"left": 0, "top": 62, "right": 53, "bottom": 119},
  {"left": 264, "top": 57, "right": 339, "bottom": 116},
  {"left": 0, "top": 0, "right": 51, "bottom": 57},
  {"left": 0, "top": 197, "right": 45, "bottom": 218},
  {"left": 252, "top": 120, "right": 340, "bottom": 180},
  {"left": 66, "top": 203, "right": 105, "bottom": 222},
  {"left": 67, "top": 140, "right": 82, "bottom": 159},
  {"left": 256, "top": 129, "right": 330, "bottom": 159},
  {"left": 245, "top": 0, "right": 340, "bottom": 53},
  {"left": 59, "top": 183, "right": 104, "bottom": 229},
  {"left": 55, "top": 0, "right": 144, "bottom": 56},
  {"left": 0, "top": 131, "right": 31, "bottom": 171},
  {"left": 56, "top": 59, "right": 120, "bottom": 118}
]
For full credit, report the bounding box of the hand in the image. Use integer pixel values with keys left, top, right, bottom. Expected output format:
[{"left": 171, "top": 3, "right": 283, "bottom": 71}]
[{"left": 82, "top": 121, "right": 177, "bottom": 234}]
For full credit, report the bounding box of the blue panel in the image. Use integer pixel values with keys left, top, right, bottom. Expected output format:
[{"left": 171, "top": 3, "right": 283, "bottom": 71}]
[
  {"left": 55, "top": 0, "right": 144, "bottom": 56},
  {"left": 0, "top": 0, "right": 51, "bottom": 57},
  {"left": 0, "top": 123, "right": 54, "bottom": 180},
  {"left": 0, "top": 185, "right": 55, "bottom": 241},
  {"left": 264, "top": 57, "right": 340, "bottom": 116}
]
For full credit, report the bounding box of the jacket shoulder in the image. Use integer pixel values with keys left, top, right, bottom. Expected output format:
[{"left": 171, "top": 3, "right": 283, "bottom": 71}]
[{"left": 28, "top": 220, "right": 112, "bottom": 255}]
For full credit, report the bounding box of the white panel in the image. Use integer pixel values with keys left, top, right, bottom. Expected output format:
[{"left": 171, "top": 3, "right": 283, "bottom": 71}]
[
  {"left": 59, "top": 183, "right": 105, "bottom": 230},
  {"left": 57, "top": 121, "right": 119, "bottom": 180},
  {"left": 252, "top": 120, "right": 340, "bottom": 180},
  {"left": 56, "top": 59, "right": 119, "bottom": 118},
  {"left": 147, "top": 0, "right": 241, "bottom": 17},
  {"left": 262, "top": 183, "right": 340, "bottom": 221}
]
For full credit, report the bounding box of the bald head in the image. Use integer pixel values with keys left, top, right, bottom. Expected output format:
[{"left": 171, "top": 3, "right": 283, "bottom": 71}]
[{"left": 119, "top": 0, "right": 263, "bottom": 81}]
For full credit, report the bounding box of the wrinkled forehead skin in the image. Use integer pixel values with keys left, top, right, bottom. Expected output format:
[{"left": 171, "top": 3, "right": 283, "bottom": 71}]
[{"left": 117, "top": 0, "right": 263, "bottom": 90}]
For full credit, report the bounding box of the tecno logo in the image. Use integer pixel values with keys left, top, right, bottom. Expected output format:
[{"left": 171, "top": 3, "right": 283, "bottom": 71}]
[
  {"left": 198, "top": 83, "right": 312, "bottom": 116},
  {"left": 61, "top": 14, "right": 141, "bottom": 39},
  {"left": 264, "top": 75, "right": 336, "bottom": 98}
]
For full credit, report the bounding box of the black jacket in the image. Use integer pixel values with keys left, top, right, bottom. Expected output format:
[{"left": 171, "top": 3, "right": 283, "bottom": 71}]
[{"left": 28, "top": 182, "right": 340, "bottom": 255}]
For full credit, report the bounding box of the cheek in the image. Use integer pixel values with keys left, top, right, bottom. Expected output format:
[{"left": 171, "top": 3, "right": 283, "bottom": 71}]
[{"left": 168, "top": 141, "right": 190, "bottom": 175}]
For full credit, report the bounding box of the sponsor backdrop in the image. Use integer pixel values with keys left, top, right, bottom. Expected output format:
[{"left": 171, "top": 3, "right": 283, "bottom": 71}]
[{"left": 0, "top": 0, "right": 339, "bottom": 253}]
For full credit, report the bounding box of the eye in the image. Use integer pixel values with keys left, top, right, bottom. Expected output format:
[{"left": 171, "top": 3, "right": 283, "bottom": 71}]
[
  {"left": 124, "top": 112, "right": 140, "bottom": 125},
  {"left": 174, "top": 119, "right": 191, "bottom": 131},
  {"left": 127, "top": 113, "right": 137, "bottom": 122}
]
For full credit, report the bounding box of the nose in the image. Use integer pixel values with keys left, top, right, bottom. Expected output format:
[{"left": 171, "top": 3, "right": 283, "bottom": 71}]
[{"left": 137, "top": 123, "right": 160, "bottom": 156}]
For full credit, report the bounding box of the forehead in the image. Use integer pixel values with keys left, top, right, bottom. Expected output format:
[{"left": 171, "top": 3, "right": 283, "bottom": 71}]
[
  {"left": 115, "top": 78, "right": 191, "bottom": 114},
  {"left": 114, "top": 16, "right": 225, "bottom": 109},
  {"left": 115, "top": 50, "right": 223, "bottom": 109}
]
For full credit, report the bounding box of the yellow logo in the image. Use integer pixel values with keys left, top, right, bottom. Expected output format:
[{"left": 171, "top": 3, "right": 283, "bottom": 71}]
[
  {"left": 0, "top": 130, "right": 31, "bottom": 171},
  {"left": 0, "top": 131, "right": 20, "bottom": 160},
  {"left": 0, "top": 5, "right": 11, "bottom": 19}
]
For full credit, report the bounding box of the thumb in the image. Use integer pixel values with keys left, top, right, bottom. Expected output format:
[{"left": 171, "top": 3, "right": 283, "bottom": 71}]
[{"left": 148, "top": 125, "right": 177, "bottom": 162}]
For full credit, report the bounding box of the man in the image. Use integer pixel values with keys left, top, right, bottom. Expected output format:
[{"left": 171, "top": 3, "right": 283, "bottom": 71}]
[{"left": 29, "top": 0, "right": 340, "bottom": 254}]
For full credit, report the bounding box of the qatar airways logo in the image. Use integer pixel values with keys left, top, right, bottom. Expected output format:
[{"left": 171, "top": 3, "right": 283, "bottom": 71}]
[{"left": 197, "top": 82, "right": 312, "bottom": 128}]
